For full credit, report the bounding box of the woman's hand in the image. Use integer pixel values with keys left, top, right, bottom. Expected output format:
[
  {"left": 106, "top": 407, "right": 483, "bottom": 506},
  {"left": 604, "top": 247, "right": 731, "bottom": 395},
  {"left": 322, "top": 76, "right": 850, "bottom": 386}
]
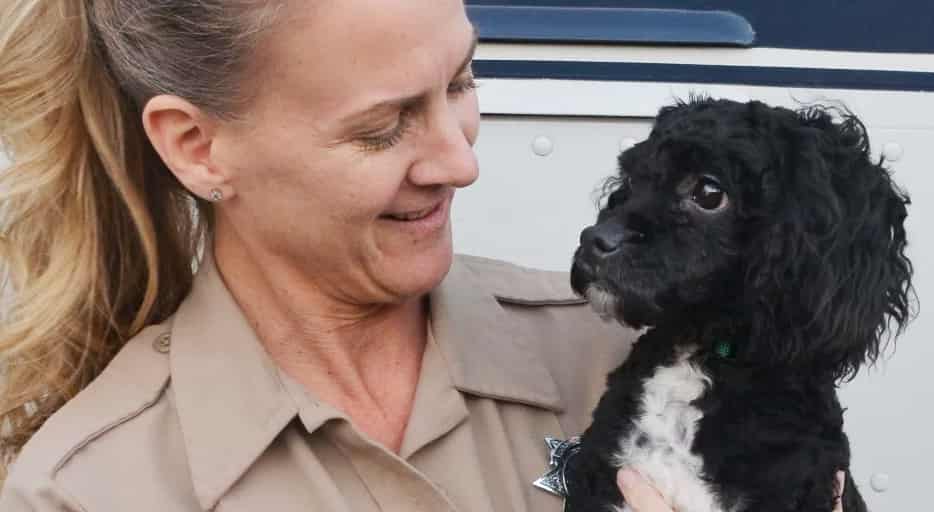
[{"left": 616, "top": 469, "right": 846, "bottom": 512}]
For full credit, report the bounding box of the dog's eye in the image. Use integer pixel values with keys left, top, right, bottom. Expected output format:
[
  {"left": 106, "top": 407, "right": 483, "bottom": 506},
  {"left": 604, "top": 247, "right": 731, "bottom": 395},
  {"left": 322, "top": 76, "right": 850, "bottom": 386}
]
[{"left": 691, "top": 177, "right": 727, "bottom": 211}]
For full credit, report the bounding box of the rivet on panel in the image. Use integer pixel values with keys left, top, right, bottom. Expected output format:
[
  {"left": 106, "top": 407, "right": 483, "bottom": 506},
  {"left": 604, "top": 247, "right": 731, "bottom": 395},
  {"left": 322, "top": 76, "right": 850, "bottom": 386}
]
[
  {"left": 532, "top": 136, "right": 554, "bottom": 157},
  {"left": 870, "top": 473, "right": 890, "bottom": 493},
  {"left": 882, "top": 142, "right": 904, "bottom": 162}
]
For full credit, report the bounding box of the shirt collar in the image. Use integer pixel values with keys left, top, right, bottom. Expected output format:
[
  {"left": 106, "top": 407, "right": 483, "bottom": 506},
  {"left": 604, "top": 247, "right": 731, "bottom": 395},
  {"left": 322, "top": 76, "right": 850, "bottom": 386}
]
[
  {"left": 428, "top": 256, "right": 567, "bottom": 412},
  {"left": 169, "top": 253, "right": 574, "bottom": 509},
  {"left": 169, "top": 253, "right": 299, "bottom": 510}
]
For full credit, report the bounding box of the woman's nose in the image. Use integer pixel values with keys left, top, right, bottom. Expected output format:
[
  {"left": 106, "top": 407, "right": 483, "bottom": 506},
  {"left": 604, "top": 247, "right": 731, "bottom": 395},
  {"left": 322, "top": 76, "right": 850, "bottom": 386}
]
[{"left": 408, "top": 103, "right": 479, "bottom": 188}]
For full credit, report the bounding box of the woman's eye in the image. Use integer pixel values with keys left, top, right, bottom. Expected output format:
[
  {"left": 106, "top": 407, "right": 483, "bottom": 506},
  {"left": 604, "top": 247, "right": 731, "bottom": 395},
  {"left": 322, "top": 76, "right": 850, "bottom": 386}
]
[
  {"left": 356, "top": 76, "right": 475, "bottom": 153},
  {"left": 448, "top": 75, "right": 478, "bottom": 96},
  {"left": 691, "top": 177, "right": 727, "bottom": 210},
  {"left": 357, "top": 110, "right": 413, "bottom": 152}
]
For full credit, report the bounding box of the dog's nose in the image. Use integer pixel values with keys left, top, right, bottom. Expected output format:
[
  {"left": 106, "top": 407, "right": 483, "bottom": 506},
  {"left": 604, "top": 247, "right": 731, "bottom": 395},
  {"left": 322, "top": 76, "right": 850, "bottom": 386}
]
[
  {"left": 581, "top": 224, "right": 644, "bottom": 255},
  {"left": 593, "top": 230, "right": 622, "bottom": 253},
  {"left": 580, "top": 224, "right": 646, "bottom": 256}
]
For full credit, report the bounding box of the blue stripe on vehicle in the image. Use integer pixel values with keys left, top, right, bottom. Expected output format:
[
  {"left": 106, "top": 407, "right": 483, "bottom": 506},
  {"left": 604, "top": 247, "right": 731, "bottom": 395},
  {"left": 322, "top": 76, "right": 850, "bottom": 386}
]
[
  {"left": 473, "top": 61, "right": 934, "bottom": 92},
  {"left": 467, "top": 6, "right": 755, "bottom": 47},
  {"left": 467, "top": 1, "right": 934, "bottom": 54}
]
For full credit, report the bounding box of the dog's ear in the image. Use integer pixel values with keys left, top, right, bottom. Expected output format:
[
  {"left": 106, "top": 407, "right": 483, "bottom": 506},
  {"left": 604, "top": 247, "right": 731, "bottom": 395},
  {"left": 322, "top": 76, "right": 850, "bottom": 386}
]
[{"left": 741, "top": 105, "right": 914, "bottom": 381}]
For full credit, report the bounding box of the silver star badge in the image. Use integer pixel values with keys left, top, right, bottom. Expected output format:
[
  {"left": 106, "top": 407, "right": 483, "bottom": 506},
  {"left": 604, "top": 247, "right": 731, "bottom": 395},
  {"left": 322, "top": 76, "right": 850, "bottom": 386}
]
[{"left": 533, "top": 436, "right": 582, "bottom": 498}]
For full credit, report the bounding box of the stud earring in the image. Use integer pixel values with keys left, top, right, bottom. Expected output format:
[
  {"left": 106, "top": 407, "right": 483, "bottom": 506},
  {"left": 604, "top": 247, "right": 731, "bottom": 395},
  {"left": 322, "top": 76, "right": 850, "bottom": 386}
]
[{"left": 209, "top": 188, "right": 223, "bottom": 202}]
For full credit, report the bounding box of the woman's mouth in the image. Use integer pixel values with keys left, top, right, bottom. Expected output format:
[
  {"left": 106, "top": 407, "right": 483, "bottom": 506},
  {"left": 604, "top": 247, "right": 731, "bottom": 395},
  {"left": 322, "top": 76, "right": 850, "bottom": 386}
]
[
  {"left": 383, "top": 204, "right": 438, "bottom": 221},
  {"left": 378, "top": 194, "right": 452, "bottom": 235}
]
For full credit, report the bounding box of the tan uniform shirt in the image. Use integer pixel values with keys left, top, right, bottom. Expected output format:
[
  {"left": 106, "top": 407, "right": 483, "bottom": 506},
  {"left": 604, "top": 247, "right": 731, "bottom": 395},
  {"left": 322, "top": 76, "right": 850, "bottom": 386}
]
[{"left": 1, "top": 254, "right": 636, "bottom": 511}]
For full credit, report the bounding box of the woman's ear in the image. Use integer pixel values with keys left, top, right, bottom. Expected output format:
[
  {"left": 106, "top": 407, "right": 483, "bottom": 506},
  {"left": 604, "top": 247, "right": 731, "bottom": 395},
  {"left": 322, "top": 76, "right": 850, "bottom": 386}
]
[{"left": 142, "top": 95, "right": 235, "bottom": 201}]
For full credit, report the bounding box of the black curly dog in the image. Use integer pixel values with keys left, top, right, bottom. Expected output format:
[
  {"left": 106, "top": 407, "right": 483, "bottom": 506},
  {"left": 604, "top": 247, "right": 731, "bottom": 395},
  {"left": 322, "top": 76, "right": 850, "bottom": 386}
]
[{"left": 568, "top": 98, "right": 913, "bottom": 512}]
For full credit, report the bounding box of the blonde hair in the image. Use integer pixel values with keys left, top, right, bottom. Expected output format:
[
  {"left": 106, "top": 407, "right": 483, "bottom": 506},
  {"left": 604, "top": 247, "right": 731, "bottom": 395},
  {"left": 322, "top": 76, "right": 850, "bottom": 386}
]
[{"left": 0, "top": 0, "right": 280, "bottom": 475}]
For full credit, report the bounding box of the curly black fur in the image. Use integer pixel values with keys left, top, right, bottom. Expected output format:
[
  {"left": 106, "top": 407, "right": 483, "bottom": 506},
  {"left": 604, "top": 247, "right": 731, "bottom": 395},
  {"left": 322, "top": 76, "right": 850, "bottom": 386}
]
[{"left": 567, "top": 98, "right": 914, "bottom": 512}]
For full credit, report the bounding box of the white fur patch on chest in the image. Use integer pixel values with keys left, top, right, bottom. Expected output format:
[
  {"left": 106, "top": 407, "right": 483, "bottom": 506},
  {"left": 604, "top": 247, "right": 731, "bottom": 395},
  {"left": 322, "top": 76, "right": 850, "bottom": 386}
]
[{"left": 611, "top": 348, "right": 736, "bottom": 512}]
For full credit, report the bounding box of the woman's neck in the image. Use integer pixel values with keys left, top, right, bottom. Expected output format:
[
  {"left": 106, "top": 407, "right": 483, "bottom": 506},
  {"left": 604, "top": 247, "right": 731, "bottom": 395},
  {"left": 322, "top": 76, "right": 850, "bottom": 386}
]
[{"left": 212, "top": 234, "right": 428, "bottom": 453}]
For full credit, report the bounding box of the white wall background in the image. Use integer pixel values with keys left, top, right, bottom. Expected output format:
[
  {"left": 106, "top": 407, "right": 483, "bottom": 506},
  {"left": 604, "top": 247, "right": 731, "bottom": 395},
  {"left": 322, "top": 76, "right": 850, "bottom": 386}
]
[{"left": 453, "top": 78, "right": 932, "bottom": 510}]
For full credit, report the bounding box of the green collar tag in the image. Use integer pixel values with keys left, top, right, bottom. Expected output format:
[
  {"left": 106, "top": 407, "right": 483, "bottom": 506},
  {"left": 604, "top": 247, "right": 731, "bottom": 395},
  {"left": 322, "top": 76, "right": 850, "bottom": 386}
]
[{"left": 713, "top": 340, "right": 736, "bottom": 360}]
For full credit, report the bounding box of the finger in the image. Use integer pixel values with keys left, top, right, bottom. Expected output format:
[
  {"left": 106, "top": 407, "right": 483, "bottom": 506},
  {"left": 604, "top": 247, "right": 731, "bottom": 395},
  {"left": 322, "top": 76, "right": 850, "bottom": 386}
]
[
  {"left": 617, "top": 469, "right": 674, "bottom": 512},
  {"left": 833, "top": 471, "right": 846, "bottom": 512}
]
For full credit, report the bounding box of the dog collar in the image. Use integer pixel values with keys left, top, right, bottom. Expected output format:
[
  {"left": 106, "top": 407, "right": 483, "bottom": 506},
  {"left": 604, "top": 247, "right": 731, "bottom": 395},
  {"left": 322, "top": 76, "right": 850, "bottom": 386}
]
[{"left": 713, "top": 340, "right": 736, "bottom": 360}]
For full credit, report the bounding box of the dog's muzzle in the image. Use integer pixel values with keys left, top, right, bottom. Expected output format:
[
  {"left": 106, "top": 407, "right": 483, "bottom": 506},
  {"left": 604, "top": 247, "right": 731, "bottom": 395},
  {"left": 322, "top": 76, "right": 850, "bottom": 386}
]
[
  {"left": 572, "top": 220, "right": 645, "bottom": 321},
  {"left": 574, "top": 221, "right": 647, "bottom": 282}
]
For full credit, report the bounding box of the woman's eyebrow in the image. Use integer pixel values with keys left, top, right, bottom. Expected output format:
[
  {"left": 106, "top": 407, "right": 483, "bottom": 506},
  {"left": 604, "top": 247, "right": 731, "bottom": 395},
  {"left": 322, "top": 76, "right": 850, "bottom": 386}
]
[{"left": 338, "top": 26, "right": 479, "bottom": 129}]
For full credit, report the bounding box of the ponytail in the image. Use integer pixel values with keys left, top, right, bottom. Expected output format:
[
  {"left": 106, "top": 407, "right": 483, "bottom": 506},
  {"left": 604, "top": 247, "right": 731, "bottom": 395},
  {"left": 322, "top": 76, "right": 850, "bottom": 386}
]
[{"left": 0, "top": 0, "right": 211, "bottom": 476}]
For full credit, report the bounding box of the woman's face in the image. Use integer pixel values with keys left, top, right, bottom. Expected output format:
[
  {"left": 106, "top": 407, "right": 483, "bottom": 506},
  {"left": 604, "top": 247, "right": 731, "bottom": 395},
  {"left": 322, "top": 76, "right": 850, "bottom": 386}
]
[{"left": 211, "top": 0, "right": 480, "bottom": 306}]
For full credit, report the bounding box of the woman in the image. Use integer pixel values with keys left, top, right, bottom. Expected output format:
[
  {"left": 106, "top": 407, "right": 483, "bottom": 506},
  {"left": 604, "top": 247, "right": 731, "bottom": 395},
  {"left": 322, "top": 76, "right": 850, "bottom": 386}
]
[{"left": 0, "top": 1, "right": 844, "bottom": 511}]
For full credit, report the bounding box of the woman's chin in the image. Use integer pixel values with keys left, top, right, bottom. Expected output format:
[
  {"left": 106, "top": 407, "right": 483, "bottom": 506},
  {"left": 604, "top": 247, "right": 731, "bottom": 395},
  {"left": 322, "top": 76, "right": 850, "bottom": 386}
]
[{"left": 384, "top": 237, "right": 454, "bottom": 300}]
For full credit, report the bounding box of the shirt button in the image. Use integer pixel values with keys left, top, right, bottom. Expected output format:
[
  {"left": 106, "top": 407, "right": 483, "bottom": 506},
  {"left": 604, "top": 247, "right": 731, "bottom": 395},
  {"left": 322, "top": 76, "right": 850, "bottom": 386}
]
[{"left": 152, "top": 333, "right": 171, "bottom": 353}]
